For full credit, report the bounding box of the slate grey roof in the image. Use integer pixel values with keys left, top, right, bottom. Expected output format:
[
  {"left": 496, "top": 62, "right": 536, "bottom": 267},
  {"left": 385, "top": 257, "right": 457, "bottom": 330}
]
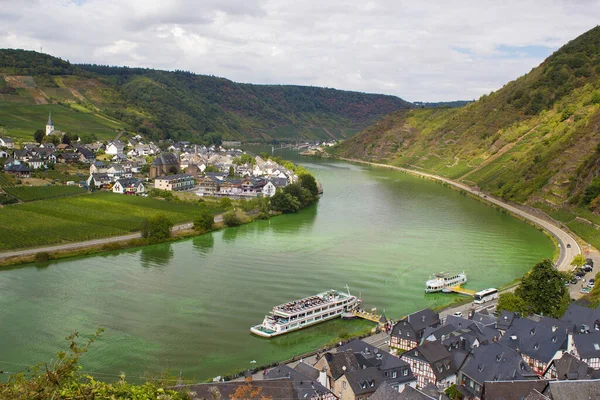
[
  {"left": 392, "top": 308, "right": 440, "bottom": 341},
  {"left": 265, "top": 364, "right": 331, "bottom": 399},
  {"left": 323, "top": 351, "right": 360, "bottom": 380},
  {"left": 294, "top": 361, "right": 320, "bottom": 381},
  {"left": 171, "top": 378, "right": 298, "bottom": 400},
  {"left": 561, "top": 303, "right": 600, "bottom": 333},
  {"left": 500, "top": 317, "right": 567, "bottom": 364},
  {"left": 115, "top": 178, "right": 142, "bottom": 187},
  {"left": 497, "top": 310, "right": 519, "bottom": 331},
  {"left": 344, "top": 366, "right": 382, "bottom": 396},
  {"left": 544, "top": 379, "right": 600, "bottom": 400},
  {"left": 483, "top": 380, "right": 549, "bottom": 400},
  {"left": 369, "top": 381, "right": 403, "bottom": 400},
  {"left": 572, "top": 331, "right": 600, "bottom": 359},
  {"left": 549, "top": 353, "right": 598, "bottom": 380},
  {"left": 471, "top": 310, "right": 498, "bottom": 327},
  {"left": 152, "top": 152, "right": 179, "bottom": 166},
  {"left": 393, "top": 385, "right": 436, "bottom": 400},
  {"left": 423, "top": 324, "right": 458, "bottom": 342},
  {"left": 402, "top": 341, "right": 456, "bottom": 381},
  {"left": 156, "top": 174, "right": 194, "bottom": 181},
  {"left": 460, "top": 342, "right": 537, "bottom": 386}
]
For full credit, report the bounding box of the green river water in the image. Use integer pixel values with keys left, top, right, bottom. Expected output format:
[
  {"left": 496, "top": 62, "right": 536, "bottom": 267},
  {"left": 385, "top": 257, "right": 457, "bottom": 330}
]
[{"left": 0, "top": 151, "right": 554, "bottom": 383}]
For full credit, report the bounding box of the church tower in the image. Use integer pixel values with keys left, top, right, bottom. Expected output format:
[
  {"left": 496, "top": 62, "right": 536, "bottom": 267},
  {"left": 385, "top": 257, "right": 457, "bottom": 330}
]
[{"left": 45, "top": 112, "right": 54, "bottom": 135}]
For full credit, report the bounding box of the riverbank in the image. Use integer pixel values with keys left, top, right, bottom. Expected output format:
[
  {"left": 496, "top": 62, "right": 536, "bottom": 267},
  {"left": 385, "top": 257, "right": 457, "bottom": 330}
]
[{"left": 337, "top": 157, "right": 581, "bottom": 272}]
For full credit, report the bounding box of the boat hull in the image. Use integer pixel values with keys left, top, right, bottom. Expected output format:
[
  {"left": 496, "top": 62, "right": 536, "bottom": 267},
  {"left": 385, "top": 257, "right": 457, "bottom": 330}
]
[{"left": 250, "top": 312, "right": 344, "bottom": 338}]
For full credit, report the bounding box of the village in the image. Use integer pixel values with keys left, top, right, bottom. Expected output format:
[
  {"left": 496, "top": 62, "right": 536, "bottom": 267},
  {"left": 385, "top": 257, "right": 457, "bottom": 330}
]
[
  {"left": 0, "top": 113, "right": 301, "bottom": 199},
  {"left": 176, "top": 302, "right": 600, "bottom": 400}
]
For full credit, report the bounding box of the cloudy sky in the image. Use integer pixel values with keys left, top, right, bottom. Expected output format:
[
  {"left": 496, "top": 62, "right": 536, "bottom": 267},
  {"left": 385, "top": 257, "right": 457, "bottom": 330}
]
[{"left": 1, "top": 0, "right": 599, "bottom": 101}]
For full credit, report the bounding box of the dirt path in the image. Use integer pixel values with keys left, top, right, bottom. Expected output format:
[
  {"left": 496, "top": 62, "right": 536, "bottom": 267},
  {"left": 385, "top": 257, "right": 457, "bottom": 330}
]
[{"left": 0, "top": 215, "right": 224, "bottom": 260}]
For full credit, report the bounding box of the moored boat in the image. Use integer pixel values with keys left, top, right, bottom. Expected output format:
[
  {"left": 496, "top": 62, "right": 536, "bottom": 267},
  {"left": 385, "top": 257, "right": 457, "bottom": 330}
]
[
  {"left": 250, "top": 288, "right": 361, "bottom": 338},
  {"left": 425, "top": 272, "right": 467, "bottom": 293}
]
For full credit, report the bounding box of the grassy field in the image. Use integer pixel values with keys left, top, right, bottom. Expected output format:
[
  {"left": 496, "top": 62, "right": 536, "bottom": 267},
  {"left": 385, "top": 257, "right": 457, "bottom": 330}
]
[
  {"left": 0, "top": 192, "right": 221, "bottom": 251},
  {"left": 0, "top": 103, "right": 127, "bottom": 140}
]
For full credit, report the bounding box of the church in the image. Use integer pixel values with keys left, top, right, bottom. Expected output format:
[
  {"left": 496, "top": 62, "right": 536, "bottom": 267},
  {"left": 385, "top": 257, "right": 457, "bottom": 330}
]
[{"left": 46, "top": 112, "right": 54, "bottom": 135}]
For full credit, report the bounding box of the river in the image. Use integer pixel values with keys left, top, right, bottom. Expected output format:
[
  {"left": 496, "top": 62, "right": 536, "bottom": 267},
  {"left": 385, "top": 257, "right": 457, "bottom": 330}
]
[{"left": 0, "top": 150, "right": 554, "bottom": 383}]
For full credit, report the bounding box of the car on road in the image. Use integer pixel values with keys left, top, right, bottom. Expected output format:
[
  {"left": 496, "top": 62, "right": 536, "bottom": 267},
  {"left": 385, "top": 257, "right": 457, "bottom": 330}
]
[
  {"left": 567, "top": 243, "right": 572, "bottom": 248},
  {"left": 581, "top": 287, "right": 591, "bottom": 294},
  {"left": 453, "top": 311, "right": 463, "bottom": 317}
]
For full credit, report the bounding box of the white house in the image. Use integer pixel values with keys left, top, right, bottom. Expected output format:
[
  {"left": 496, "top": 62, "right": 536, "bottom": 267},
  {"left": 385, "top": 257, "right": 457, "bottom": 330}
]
[
  {"left": 112, "top": 178, "right": 145, "bottom": 195},
  {"left": 28, "top": 159, "right": 47, "bottom": 170},
  {"left": 0, "top": 149, "right": 9, "bottom": 158},
  {"left": 262, "top": 181, "right": 277, "bottom": 197},
  {"left": 106, "top": 140, "right": 124, "bottom": 155},
  {"left": 87, "top": 173, "right": 111, "bottom": 188},
  {"left": 0, "top": 137, "right": 15, "bottom": 149}
]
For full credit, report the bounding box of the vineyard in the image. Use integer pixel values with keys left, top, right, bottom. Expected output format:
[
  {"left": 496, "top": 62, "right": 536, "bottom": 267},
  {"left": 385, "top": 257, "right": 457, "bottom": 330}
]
[
  {"left": 2, "top": 185, "right": 87, "bottom": 202},
  {"left": 0, "top": 192, "right": 219, "bottom": 250}
]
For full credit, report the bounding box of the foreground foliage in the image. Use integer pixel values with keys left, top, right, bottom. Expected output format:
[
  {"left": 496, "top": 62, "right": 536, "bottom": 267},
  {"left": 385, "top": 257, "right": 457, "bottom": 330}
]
[
  {"left": 0, "top": 329, "right": 188, "bottom": 400},
  {"left": 498, "top": 259, "right": 570, "bottom": 318}
]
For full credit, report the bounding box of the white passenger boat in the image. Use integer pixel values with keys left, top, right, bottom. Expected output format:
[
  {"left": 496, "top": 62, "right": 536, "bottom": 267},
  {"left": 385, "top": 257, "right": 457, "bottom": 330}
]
[
  {"left": 250, "top": 288, "right": 361, "bottom": 338},
  {"left": 425, "top": 272, "right": 467, "bottom": 293}
]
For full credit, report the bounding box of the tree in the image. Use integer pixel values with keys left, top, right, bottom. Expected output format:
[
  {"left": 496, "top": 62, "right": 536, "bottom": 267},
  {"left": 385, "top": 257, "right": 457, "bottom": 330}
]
[
  {"left": 299, "top": 173, "right": 319, "bottom": 197},
  {"left": 283, "top": 183, "right": 314, "bottom": 207},
  {"left": 168, "top": 165, "right": 178, "bottom": 175},
  {"left": 219, "top": 197, "right": 233, "bottom": 210},
  {"left": 205, "top": 165, "right": 219, "bottom": 173},
  {"left": 228, "top": 165, "right": 235, "bottom": 177},
  {"left": 193, "top": 209, "right": 214, "bottom": 232},
  {"left": 571, "top": 254, "right": 586, "bottom": 268},
  {"left": 141, "top": 214, "right": 173, "bottom": 240},
  {"left": 497, "top": 292, "right": 528, "bottom": 315},
  {"left": 33, "top": 129, "right": 45, "bottom": 143},
  {"left": 515, "top": 259, "right": 570, "bottom": 317},
  {"left": 270, "top": 190, "right": 301, "bottom": 213}
]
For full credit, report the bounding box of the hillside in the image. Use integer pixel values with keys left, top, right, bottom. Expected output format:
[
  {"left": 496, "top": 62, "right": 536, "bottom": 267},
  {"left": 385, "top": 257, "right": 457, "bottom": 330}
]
[
  {"left": 334, "top": 25, "right": 600, "bottom": 248},
  {"left": 0, "top": 49, "right": 412, "bottom": 143}
]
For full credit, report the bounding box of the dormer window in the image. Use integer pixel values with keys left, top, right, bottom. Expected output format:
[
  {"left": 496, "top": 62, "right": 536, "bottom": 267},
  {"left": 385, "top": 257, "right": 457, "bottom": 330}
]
[
  {"left": 496, "top": 354, "right": 501, "bottom": 362},
  {"left": 552, "top": 336, "right": 557, "bottom": 343},
  {"left": 530, "top": 328, "right": 535, "bottom": 336},
  {"left": 534, "top": 344, "right": 539, "bottom": 350},
  {"left": 414, "top": 351, "right": 418, "bottom": 357},
  {"left": 403, "top": 369, "right": 408, "bottom": 376}
]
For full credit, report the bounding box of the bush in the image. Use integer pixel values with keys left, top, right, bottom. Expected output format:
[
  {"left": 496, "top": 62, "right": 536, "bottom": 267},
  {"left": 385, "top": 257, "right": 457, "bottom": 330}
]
[
  {"left": 34, "top": 252, "right": 50, "bottom": 263},
  {"left": 141, "top": 214, "right": 173, "bottom": 240},
  {"left": 223, "top": 211, "right": 243, "bottom": 227},
  {"left": 193, "top": 209, "right": 214, "bottom": 232},
  {"left": 219, "top": 197, "right": 233, "bottom": 210}
]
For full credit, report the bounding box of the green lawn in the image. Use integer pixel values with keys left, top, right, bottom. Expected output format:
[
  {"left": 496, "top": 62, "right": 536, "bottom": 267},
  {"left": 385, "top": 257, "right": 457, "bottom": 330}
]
[
  {"left": 0, "top": 192, "right": 221, "bottom": 251},
  {"left": 0, "top": 103, "right": 127, "bottom": 140}
]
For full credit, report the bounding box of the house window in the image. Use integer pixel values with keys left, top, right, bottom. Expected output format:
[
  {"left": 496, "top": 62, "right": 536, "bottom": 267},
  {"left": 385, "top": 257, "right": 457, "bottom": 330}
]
[
  {"left": 403, "top": 369, "right": 408, "bottom": 376},
  {"left": 343, "top": 381, "right": 346, "bottom": 390},
  {"left": 392, "top": 371, "right": 397, "bottom": 378}
]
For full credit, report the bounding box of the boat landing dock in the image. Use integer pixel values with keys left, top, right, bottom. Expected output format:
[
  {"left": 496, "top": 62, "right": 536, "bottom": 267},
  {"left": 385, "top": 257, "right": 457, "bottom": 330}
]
[
  {"left": 351, "top": 309, "right": 387, "bottom": 325},
  {"left": 446, "top": 285, "right": 475, "bottom": 296}
]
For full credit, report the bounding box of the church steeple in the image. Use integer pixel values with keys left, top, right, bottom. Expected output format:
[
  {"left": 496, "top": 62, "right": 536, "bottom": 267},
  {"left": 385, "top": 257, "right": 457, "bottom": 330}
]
[{"left": 45, "top": 112, "right": 55, "bottom": 135}]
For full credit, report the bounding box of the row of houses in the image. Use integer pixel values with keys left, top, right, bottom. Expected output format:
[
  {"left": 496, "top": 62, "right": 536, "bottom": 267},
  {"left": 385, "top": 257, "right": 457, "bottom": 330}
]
[{"left": 196, "top": 173, "right": 286, "bottom": 198}]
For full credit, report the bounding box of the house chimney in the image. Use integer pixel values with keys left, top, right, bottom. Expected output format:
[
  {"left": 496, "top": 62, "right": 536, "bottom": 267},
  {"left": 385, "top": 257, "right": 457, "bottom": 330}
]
[{"left": 319, "top": 368, "right": 328, "bottom": 389}]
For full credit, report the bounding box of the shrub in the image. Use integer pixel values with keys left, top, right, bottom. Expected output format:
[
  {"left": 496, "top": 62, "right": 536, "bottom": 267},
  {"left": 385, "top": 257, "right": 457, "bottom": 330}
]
[
  {"left": 223, "top": 211, "right": 243, "bottom": 227},
  {"left": 34, "top": 252, "right": 50, "bottom": 263},
  {"left": 141, "top": 214, "right": 173, "bottom": 240},
  {"left": 193, "top": 209, "right": 214, "bottom": 232}
]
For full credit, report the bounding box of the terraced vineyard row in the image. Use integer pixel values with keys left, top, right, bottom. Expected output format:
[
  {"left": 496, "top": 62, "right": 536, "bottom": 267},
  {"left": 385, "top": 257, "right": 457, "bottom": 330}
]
[{"left": 2, "top": 185, "right": 87, "bottom": 202}]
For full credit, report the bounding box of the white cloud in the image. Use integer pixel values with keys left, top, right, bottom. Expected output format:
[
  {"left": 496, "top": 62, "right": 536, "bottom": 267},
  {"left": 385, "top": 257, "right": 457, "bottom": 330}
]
[{"left": 0, "top": 0, "right": 599, "bottom": 101}]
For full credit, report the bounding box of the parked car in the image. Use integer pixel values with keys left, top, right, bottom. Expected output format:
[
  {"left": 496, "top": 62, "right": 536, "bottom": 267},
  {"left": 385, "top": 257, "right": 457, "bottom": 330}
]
[
  {"left": 581, "top": 287, "right": 591, "bottom": 294},
  {"left": 587, "top": 258, "right": 594, "bottom": 265},
  {"left": 575, "top": 270, "right": 586, "bottom": 277},
  {"left": 571, "top": 279, "right": 578, "bottom": 284},
  {"left": 575, "top": 275, "right": 583, "bottom": 280},
  {"left": 453, "top": 311, "right": 463, "bottom": 317},
  {"left": 583, "top": 265, "right": 593, "bottom": 272}
]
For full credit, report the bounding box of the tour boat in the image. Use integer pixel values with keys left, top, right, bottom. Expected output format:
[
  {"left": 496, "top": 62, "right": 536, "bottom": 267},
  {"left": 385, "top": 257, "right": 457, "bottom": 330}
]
[
  {"left": 250, "top": 288, "right": 361, "bottom": 338},
  {"left": 425, "top": 272, "right": 467, "bottom": 293}
]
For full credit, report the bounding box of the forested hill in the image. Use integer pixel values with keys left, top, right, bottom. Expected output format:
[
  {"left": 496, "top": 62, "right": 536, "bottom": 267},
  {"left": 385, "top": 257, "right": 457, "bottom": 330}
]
[
  {"left": 334, "top": 25, "right": 600, "bottom": 248},
  {"left": 0, "top": 49, "right": 412, "bottom": 142}
]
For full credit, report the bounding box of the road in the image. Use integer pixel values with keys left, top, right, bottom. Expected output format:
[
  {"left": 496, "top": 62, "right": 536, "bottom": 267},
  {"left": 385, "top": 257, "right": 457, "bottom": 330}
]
[
  {"left": 0, "top": 214, "right": 224, "bottom": 260},
  {"left": 340, "top": 158, "right": 581, "bottom": 272}
]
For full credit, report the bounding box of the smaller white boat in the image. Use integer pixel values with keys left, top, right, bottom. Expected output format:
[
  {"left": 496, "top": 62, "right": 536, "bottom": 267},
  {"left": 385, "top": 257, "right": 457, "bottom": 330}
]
[{"left": 425, "top": 272, "right": 467, "bottom": 293}]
